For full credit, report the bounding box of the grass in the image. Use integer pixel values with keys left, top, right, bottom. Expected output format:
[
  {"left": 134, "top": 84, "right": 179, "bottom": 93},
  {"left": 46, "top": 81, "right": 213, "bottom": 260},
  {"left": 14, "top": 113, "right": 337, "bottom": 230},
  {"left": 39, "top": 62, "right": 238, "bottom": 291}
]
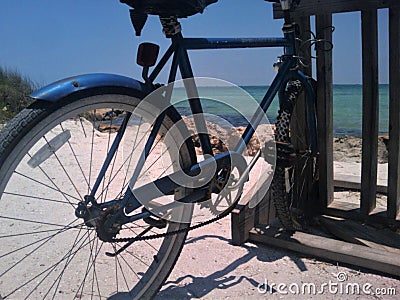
[{"left": 0, "top": 67, "right": 37, "bottom": 123}]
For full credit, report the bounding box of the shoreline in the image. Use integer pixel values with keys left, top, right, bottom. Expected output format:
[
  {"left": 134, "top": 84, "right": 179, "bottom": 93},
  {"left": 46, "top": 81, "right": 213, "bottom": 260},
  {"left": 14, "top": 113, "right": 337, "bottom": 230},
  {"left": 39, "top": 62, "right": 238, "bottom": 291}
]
[
  {"left": 182, "top": 116, "right": 389, "bottom": 163},
  {"left": 0, "top": 114, "right": 390, "bottom": 164}
]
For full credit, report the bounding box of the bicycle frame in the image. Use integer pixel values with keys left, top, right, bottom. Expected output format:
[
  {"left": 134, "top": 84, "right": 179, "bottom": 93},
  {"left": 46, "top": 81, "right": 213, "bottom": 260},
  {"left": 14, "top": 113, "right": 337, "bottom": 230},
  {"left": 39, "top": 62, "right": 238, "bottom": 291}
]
[{"left": 91, "top": 20, "right": 318, "bottom": 224}]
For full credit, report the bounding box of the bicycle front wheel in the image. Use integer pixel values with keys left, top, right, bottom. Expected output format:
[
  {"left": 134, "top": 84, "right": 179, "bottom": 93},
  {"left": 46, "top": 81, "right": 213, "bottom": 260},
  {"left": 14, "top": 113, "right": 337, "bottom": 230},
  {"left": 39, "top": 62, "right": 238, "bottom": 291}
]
[
  {"left": 0, "top": 92, "right": 195, "bottom": 299},
  {"left": 271, "top": 79, "right": 319, "bottom": 231}
]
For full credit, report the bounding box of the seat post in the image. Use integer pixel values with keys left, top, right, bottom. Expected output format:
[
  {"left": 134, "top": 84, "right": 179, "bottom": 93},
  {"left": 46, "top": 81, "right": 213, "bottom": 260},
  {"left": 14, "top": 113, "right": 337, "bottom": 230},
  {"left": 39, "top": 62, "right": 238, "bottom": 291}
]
[{"left": 159, "top": 17, "right": 182, "bottom": 37}]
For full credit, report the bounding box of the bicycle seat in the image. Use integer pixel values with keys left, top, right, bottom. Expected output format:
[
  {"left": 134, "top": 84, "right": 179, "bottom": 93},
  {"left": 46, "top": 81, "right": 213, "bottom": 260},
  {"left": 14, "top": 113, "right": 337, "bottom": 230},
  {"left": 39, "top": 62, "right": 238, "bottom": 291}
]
[{"left": 121, "top": 0, "right": 218, "bottom": 18}]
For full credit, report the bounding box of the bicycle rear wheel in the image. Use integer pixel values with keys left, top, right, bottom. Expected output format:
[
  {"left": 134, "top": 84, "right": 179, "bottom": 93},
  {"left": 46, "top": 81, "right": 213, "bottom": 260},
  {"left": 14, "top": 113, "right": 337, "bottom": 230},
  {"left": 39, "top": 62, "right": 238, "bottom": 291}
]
[
  {"left": 271, "top": 79, "right": 318, "bottom": 230},
  {"left": 0, "top": 93, "right": 195, "bottom": 299}
]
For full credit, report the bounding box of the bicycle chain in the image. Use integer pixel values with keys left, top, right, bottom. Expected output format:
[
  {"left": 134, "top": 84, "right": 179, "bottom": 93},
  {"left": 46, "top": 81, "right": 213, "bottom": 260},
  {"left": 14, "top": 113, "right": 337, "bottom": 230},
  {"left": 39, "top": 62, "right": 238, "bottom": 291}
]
[{"left": 110, "top": 199, "right": 238, "bottom": 244}]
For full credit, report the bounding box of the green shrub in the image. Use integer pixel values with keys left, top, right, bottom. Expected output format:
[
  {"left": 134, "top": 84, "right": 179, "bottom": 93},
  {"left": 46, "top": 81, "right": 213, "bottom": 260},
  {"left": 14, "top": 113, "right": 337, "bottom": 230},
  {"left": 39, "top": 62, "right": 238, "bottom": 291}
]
[{"left": 0, "top": 67, "right": 36, "bottom": 122}]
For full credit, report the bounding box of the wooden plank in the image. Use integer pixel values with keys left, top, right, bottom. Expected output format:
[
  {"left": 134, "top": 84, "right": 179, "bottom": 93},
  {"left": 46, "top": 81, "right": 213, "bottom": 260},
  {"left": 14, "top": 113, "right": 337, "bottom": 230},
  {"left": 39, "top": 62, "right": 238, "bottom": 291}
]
[
  {"left": 273, "top": 0, "right": 400, "bottom": 19},
  {"left": 316, "top": 14, "right": 334, "bottom": 208},
  {"left": 231, "top": 180, "right": 268, "bottom": 245},
  {"left": 334, "top": 176, "right": 387, "bottom": 194},
  {"left": 360, "top": 10, "right": 379, "bottom": 216},
  {"left": 249, "top": 226, "right": 400, "bottom": 276},
  {"left": 387, "top": 7, "right": 400, "bottom": 220},
  {"left": 321, "top": 206, "right": 400, "bottom": 225},
  {"left": 231, "top": 203, "right": 255, "bottom": 245},
  {"left": 317, "top": 215, "right": 400, "bottom": 252},
  {"left": 255, "top": 191, "right": 275, "bottom": 226}
]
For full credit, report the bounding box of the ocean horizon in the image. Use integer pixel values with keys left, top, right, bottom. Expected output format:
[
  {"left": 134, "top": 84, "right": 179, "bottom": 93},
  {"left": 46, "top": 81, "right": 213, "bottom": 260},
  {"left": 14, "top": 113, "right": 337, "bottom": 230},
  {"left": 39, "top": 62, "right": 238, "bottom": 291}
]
[{"left": 172, "top": 84, "right": 389, "bottom": 137}]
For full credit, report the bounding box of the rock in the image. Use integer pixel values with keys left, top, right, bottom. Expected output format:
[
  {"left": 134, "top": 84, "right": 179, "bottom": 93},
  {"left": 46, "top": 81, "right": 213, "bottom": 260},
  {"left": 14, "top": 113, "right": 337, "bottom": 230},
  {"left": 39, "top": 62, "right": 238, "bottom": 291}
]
[
  {"left": 98, "top": 123, "right": 120, "bottom": 133},
  {"left": 182, "top": 116, "right": 275, "bottom": 156},
  {"left": 378, "top": 135, "right": 389, "bottom": 150}
]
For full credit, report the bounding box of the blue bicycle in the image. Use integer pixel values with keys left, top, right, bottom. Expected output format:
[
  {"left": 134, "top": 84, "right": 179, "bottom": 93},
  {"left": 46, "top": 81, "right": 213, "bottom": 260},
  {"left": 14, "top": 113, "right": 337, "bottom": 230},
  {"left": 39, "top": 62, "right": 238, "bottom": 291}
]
[{"left": 0, "top": 0, "right": 321, "bottom": 298}]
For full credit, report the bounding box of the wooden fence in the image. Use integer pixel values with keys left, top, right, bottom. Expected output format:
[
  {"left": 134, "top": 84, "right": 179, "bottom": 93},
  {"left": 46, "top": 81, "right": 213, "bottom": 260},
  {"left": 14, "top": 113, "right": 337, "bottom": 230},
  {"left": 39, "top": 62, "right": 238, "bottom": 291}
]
[{"left": 231, "top": 0, "right": 400, "bottom": 276}]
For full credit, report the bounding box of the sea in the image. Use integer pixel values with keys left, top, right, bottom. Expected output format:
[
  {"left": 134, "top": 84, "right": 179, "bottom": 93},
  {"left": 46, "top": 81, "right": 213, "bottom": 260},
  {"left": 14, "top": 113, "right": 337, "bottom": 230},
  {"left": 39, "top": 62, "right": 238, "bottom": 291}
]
[{"left": 171, "top": 84, "right": 390, "bottom": 137}]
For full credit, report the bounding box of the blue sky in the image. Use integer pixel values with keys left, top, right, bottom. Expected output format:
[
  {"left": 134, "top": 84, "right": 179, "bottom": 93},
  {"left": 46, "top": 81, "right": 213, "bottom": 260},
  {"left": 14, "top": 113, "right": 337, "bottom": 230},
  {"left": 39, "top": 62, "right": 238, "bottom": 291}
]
[{"left": 0, "top": 0, "right": 389, "bottom": 86}]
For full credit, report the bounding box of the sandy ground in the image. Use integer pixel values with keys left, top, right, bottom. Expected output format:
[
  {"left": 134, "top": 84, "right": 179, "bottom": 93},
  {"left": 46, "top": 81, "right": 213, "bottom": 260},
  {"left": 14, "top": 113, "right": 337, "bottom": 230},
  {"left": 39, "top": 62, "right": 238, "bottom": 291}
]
[
  {"left": 155, "top": 160, "right": 399, "bottom": 300},
  {"left": 156, "top": 134, "right": 399, "bottom": 299},
  {"left": 157, "top": 216, "right": 399, "bottom": 299},
  {"left": 1, "top": 114, "right": 398, "bottom": 299}
]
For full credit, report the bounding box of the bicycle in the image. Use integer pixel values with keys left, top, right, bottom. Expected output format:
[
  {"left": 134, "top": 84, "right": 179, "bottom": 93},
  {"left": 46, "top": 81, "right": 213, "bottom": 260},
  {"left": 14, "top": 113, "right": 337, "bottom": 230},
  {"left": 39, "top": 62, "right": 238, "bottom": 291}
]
[{"left": 0, "top": 0, "right": 322, "bottom": 299}]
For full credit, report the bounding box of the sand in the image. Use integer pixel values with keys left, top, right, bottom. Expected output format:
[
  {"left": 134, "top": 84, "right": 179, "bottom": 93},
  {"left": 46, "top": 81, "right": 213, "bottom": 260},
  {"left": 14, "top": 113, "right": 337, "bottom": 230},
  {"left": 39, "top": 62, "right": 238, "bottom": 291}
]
[{"left": 1, "top": 116, "right": 398, "bottom": 299}]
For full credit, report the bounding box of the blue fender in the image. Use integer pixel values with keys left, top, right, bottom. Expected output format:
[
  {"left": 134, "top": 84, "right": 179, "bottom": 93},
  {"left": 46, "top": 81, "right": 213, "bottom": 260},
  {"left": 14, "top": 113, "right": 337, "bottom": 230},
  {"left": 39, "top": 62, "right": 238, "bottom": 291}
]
[{"left": 31, "top": 73, "right": 148, "bottom": 102}]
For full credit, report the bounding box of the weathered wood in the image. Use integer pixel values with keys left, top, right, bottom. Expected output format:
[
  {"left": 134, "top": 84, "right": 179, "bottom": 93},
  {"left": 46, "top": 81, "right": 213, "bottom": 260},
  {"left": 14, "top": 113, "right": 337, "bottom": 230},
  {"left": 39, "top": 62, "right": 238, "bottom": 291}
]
[
  {"left": 360, "top": 10, "right": 379, "bottom": 216},
  {"left": 255, "top": 191, "right": 275, "bottom": 226},
  {"left": 294, "top": 16, "right": 312, "bottom": 77},
  {"left": 250, "top": 226, "right": 400, "bottom": 276},
  {"left": 273, "top": 0, "right": 400, "bottom": 19},
  {"left": 290, "top": 16, "right": 317, "bottom": 215},
  {"left": 387, "top": 7, "right": 400, "bottom": 220},
  {"left": 231, "top": 203, "right": 255, "bottom": 245},
  {"left": 322, "top": 205, "right": 400, "bottom": 226},
  {"left": 317, "top": 215, "right": 400, "bottom": 252},
  {"left": 316, "top": 14, "right": 334, "bottom": 208},
  {"left": 231, "top": 181, "right": 273, "bottom": 245},
  {"left": 334, "top": 176, "right": 387, "bottom": 194}
]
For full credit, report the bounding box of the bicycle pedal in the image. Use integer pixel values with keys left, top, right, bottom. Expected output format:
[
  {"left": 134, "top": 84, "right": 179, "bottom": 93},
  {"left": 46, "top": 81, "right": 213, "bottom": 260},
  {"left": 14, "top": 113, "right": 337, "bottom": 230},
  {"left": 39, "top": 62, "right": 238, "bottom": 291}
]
[{"left": 143, "top": 214, "right": 167, "bottom": 229}]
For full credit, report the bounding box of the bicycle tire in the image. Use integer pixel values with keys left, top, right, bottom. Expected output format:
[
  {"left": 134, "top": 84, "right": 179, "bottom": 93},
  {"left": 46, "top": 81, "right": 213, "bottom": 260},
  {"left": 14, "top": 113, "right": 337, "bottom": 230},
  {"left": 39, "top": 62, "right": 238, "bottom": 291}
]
[
  {"left": 271, "top": 79, "right": 318, "bottom": 231},
  {"left": 0, "top": 92, "right": 196, "bottom": 299}
]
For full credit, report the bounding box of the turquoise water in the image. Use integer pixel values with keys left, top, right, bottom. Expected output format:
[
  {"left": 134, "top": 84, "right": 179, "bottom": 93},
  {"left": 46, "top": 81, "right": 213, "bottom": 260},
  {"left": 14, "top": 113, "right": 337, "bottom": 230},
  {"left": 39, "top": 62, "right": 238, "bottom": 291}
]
[{"left": 172, "top": 84, "right": 389, "bottom": 137}]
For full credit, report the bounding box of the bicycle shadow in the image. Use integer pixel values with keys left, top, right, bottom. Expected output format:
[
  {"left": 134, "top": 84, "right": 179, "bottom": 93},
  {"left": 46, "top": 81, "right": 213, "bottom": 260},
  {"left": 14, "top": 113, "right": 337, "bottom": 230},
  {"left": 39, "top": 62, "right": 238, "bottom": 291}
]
[{"left": 154, "top": 234, "right": 308, "bottom": 299}]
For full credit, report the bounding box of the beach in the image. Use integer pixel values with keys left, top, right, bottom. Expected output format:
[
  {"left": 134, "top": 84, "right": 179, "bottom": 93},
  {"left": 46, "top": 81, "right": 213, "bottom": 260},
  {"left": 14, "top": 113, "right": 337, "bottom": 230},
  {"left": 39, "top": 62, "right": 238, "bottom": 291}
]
[
  {"left": 0, "top": 112, "right": 397, "bottom": 299},
  {"left": 155, "top": 125, "right": 398, "bottom": 300}
]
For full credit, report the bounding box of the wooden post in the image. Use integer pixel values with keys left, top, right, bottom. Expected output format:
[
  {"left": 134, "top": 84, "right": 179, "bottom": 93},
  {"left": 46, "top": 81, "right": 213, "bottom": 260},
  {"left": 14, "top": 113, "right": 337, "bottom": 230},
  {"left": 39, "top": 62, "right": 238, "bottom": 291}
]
[
  {"left": 294, "top": 16, "right": 312, "bottom": 77},
  {"left": 273, "top": 0, "right": 400, "bottom": 18},
  {"left": 387, "top": 7, "right": 400, "bottom": 220},
  {"left": 316, "top": 14, "right": 334, "bottom": 208},
  {"left": 360, "top": 10, "right": 379, "bottom": 216},
  {"left": 291, "top": 16, "right": 315, "bottom": 213}
]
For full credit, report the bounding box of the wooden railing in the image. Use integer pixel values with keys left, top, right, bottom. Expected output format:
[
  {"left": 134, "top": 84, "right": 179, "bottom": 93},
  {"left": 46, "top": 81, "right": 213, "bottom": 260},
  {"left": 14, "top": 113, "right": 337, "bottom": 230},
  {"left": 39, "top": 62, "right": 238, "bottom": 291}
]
[
  {"left": 274, "top": 0, "right": 400, "bottom": 223},
  {"left": 231, "top": 0, "right": 400, "bottom": 277}
]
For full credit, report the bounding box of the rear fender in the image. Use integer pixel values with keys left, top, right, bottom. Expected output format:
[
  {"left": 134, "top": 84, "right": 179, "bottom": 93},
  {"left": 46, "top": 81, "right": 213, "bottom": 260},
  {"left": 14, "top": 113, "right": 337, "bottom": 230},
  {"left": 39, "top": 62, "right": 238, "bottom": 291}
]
[{"left": 31, "top": 73, "right": 149, "bottom": 102}]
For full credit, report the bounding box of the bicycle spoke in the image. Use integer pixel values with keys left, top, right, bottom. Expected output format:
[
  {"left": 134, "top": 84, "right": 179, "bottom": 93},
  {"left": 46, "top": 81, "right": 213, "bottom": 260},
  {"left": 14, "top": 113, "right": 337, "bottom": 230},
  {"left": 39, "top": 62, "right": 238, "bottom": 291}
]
[
  {"left": 90, "top": 238, "right": 102, "bottom": 300},
  {"left": 43, "top": 136, "right": 85, "bottom": 201},
  {"left": 5, "top": 231, "right": 95, "bottom": 299},
  {"left": 34, "top": 226, "right": 88, "bottom": 299},
  {"left": 117, "top": 250, "right": 142, "bottom": 281},
  {"left": 0, "top": 226, "right": 85, "bottom": 239},
  {"left": 103, "top": 139, "right": 120, "bottom": 204},
  {"left": 0, "top": 218, "right": 81, "bottom": 278},
  {"left": 114, "top": 245, "right": 131, "bottom": 292},
  {"left": 101, "top": 110, "right": 115, "bottom": 204},
  {"left": 121, "top": 116, "right": 143, "bottom": 190},
  {"left": 0, "top": 217, "right": 84, "bottom": 259},
  {"left": 135, "top": 143, "right": 170, "bottom": 183},
  {"left": 2, "top": 191, "right": 74, "bottom": 206},
  {"left": 60, "top": 123, "right": 91, "bottom": 191},
  {"left": 0, "top": 96, "right": 193, "bottom": 298},
  {"left": 75, "top": 234, "right": 105, "bottom": 299},
  {"left": 88, "top": 110, "right": 96, "bottom": 195},
  {"left": 94, "top": 121, "right": 154, "bottom": 202},
  {"left": 14, "top": 171, "right": 81, "bottom": 203},
  {"left": 122, "top": 247, "right": 152, "bottom": 268}
]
